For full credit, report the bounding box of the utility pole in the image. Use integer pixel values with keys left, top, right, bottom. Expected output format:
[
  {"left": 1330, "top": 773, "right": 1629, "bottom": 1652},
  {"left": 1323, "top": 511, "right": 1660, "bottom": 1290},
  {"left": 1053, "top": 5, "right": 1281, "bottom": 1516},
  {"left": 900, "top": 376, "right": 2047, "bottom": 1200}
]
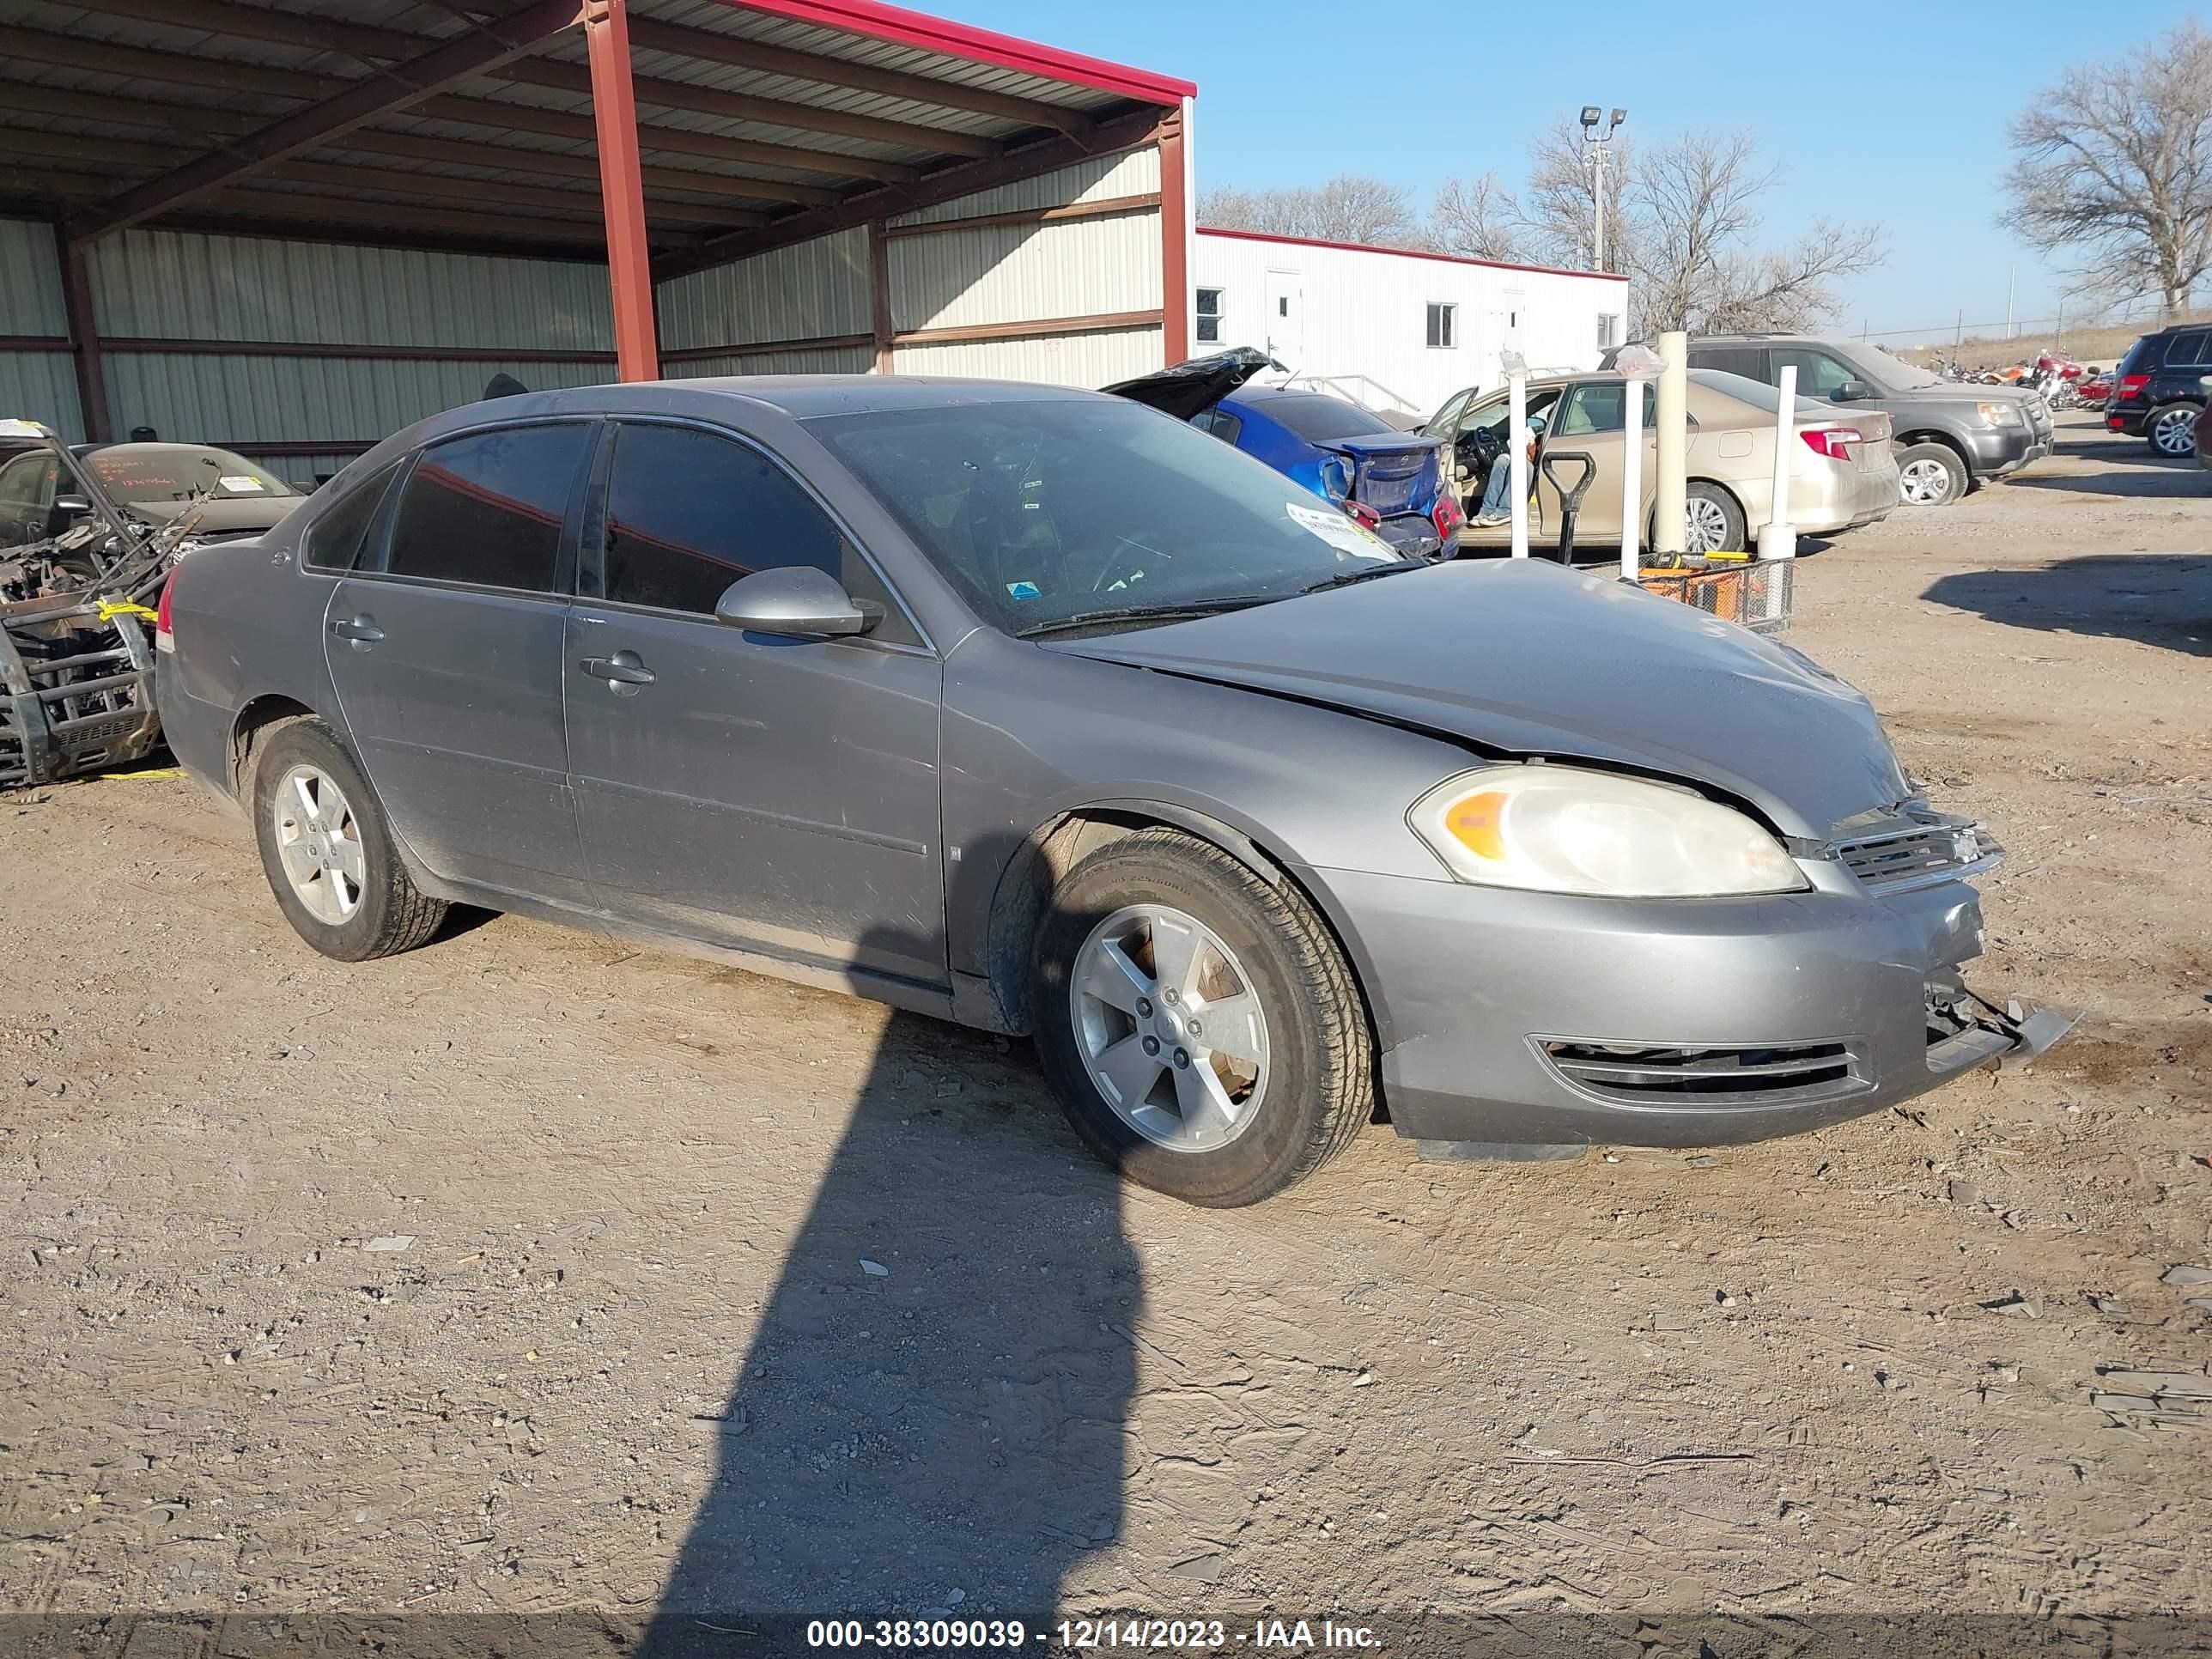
[
  {"left": 2005, "top": 268, "right": 2015, "bottom": 340},
  {"left": 1578, "top": 105, "right": 1626, "bottom": 272}
]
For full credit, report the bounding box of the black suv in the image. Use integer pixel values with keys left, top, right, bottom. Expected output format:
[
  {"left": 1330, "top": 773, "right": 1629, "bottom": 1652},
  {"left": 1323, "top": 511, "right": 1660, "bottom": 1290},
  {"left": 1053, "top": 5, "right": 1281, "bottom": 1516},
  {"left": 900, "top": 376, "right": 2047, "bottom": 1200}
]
[{"left": 2104, "top": 325, "right": 2212, "bottom": 456}]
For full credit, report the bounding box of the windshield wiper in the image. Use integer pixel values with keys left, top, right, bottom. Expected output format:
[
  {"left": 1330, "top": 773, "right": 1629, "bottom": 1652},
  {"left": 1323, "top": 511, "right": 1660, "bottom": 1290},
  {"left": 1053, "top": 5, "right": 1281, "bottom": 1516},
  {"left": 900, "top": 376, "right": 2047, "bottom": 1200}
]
[
  {"left": 1299, "top": 559, "right": 1425, "bottom": 594},
  {"left": 1015, "top": 594, "right": 1276, "bottom": 639}
]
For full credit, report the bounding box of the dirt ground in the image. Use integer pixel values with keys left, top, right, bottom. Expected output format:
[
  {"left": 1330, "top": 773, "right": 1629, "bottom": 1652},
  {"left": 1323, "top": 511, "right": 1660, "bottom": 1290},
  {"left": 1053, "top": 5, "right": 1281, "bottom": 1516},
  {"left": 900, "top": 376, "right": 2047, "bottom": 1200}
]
[{"left": 3, "top": 412, "right": 2208, "bottom": 1648}]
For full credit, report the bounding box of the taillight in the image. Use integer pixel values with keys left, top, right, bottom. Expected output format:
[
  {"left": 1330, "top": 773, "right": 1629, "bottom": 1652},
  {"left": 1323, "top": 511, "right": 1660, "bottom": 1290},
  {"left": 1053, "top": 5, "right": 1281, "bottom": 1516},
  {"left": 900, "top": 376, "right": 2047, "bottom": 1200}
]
[
  {"left": 1344, "top": 498, "right": 1382, "bottom": 530},
  {"left": 1431, "top": 490, "right": 1463, "bottom": 539},
  {"left": 1800, "top": 427, "right": 1862, "bottom": 460},
  {"left": 154, "top": 568, "right": 178, "bottom": 653},
  {"left": 2118, "top": 373, "right": 2152, "bottom": 399}
]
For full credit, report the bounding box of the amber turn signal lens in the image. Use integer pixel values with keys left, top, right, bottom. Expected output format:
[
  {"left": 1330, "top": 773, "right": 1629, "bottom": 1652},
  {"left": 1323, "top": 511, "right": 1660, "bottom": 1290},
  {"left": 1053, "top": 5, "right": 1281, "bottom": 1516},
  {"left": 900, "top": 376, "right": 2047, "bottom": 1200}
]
[{"left": 1444, "top": 791, "right": 1507, "bottom": 860}]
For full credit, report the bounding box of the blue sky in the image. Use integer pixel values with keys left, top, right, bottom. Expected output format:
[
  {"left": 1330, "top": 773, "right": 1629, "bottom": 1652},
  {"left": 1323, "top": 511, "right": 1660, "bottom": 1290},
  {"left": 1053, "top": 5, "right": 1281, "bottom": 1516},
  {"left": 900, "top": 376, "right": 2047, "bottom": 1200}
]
[{"left": 933, "top": 0, "right": 2200, "bottom": 344}]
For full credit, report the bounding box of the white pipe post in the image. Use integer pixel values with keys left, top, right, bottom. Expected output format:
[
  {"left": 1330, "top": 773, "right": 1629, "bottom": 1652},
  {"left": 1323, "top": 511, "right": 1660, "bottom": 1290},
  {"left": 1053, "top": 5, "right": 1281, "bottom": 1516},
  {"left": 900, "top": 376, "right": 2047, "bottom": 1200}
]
[
  {"left": 1620, "top": 375, "right": 1644, "bottom": 580},
  {"left": 1757, "top": 362, "right": 1798, "bottom": 561},
  {"left": 1507, "top": 363, "right": 1531, "bottom": 560},
  {"left": 1653, "top": 330, "right": 1688, "bottom": 559}
]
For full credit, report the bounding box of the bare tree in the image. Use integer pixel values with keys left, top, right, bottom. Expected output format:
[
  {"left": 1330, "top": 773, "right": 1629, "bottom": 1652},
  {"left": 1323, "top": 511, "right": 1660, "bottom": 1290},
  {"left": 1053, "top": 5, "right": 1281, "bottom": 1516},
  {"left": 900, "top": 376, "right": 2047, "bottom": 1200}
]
[
  {"left": 1197, "top": 174, "right": 1427, "bottom": 248},
  {"left": 1431, "top": 172, "right": 1524, "bottom": 262},
  {"left": 1513, "top": 121, "right": 1632, "bottom": 271},
  {"left": 1621, "top": 131, "right": 1882, "bottom": 336},
  {"left": 2002, "top": 22, "right": 2212, "bottom": 318}
]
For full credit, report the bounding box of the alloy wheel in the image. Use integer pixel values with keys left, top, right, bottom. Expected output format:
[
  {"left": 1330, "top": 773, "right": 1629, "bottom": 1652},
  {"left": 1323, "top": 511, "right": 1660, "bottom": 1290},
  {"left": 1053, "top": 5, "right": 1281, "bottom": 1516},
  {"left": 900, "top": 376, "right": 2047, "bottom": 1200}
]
[
  {"left": 271, "top": 763, "right": 366, "bottom": 925},
  {"left": 1069, "top": 903, "right": 1270, "bottom": 1153},
  {"left": 1683, "top": 495, "right": 1732, "bottom": 554},
  {"left": 1899, "top": 458, "right": 1953, "bottom": 506},
  {"left": 2153, "top": 407, "right": 2197, "bottom": 457}
]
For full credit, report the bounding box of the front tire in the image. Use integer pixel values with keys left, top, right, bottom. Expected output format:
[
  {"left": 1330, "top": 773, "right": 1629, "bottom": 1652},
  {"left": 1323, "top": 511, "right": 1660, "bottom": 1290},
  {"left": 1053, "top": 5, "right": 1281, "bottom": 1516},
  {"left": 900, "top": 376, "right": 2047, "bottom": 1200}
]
[
  {"left": 2146, "top": 402, "right": 2198, "bottom": 458},
  {"left": 1030, "top": 827, "right": 1373, "bottom": 1206},
  {"left": 1897, "top": 441, "right": 1968, "bottom": 506},
  {"left": 251, "top": 718, "right": 447, "bottom": 962}
]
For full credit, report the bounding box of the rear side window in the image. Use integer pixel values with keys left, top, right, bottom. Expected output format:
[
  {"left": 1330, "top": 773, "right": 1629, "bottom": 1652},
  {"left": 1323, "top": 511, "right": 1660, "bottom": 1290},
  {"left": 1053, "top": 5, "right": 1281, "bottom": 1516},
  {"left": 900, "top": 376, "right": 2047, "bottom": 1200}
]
[
  {"left": 386, "top": 423, "right": 591, "bottom": 592},
  {"left": 1689, "top": 346, "right": 1769, "bottom": 380},
  {"left": 599, "top": 422, "right": 918, "bottom": 645},
  {"left": 303, "top": 461, "right": 398, "bottom": 573},
  {"left": 2163, "top": 331, "right": 2211, "bottom": 367}
]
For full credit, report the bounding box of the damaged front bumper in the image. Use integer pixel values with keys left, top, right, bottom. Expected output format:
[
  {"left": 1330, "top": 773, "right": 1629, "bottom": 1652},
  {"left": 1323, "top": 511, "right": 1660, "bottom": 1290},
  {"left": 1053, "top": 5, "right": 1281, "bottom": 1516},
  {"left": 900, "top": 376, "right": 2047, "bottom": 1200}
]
[{"left": 1296, "top": 859, "right": 2074, "bottom": 1154}]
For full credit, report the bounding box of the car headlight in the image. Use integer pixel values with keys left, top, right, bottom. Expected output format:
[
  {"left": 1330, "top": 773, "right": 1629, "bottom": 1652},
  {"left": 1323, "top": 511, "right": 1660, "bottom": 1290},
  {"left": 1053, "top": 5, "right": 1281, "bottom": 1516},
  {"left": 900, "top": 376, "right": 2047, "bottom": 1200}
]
[
  {"left": 1407, "top": 764, "right": 1808, "bottom": 897},
  {"left": 1977, "top": 400, "right": 2021, "bottom": 427}
]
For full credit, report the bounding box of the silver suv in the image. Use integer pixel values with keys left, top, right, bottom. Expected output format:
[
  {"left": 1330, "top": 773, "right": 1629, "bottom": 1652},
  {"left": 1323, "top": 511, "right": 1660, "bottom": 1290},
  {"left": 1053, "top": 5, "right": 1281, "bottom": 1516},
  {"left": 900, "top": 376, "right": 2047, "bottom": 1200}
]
[{"left": 1605, "top": 334, "right": 2052, "bottom": 506}]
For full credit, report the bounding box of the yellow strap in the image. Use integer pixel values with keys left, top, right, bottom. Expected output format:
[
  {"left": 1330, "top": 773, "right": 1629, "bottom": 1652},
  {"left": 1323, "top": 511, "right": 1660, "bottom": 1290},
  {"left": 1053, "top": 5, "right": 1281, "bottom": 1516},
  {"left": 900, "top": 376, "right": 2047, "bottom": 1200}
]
[{"left": 95, "top": 600, "right": 160, "bottom": 623}]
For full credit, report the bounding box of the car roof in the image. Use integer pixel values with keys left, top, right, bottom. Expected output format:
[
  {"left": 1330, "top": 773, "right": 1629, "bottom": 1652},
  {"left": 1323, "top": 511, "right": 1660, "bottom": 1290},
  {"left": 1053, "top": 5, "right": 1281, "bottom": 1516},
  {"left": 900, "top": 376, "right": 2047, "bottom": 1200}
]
[{"left": 544, "top": 374, "right": 1109, "bottom": 421}]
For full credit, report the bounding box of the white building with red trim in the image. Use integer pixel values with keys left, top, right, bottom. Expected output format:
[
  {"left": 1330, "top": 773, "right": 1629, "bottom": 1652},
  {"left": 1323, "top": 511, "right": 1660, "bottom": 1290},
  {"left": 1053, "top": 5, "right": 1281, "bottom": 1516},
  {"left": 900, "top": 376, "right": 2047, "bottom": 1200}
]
[{"left": 1193, "top": 228, "right": 1632, "bottom": 422}]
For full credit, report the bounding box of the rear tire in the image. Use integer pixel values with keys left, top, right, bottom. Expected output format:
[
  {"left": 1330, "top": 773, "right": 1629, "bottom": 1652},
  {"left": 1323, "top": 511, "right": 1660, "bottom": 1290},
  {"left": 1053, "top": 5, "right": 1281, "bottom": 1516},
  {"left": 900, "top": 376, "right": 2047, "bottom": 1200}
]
[
  {"left": 2146, "top": 402, "right": 2198, "bottom": 458},
  {"left": 1030, "top": 827, "right": 1372, "bottom": 1207},
  {"left": 1676, "top": 482, "right": 1747, "bottom": 555},
  {"left": 251, "top": 718, "right": 447, "bottom": 962},
  {"left": 1896, "top": 441, "right": 1967, "bottom": 506}
]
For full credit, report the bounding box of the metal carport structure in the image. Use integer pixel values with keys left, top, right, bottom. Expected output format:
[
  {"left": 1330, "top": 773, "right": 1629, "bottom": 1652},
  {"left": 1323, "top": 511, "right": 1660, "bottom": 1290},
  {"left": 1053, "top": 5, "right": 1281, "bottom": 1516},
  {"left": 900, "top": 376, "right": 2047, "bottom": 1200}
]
[{"left": 0, "top": 0, "right": 1195, "bottom": 466}]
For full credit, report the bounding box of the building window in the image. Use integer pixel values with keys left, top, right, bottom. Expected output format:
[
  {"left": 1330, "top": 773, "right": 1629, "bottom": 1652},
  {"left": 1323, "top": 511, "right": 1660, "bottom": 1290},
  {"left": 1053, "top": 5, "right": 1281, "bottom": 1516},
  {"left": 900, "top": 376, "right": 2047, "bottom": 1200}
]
[
  {"left": 1596, "top": 313, "right": 1621, "bottom": 351},
  {"left": 1425, "top": 301, "right": 1457, "bottom": 349},
  {"left": 1195, "top": 286, "right": 1224, "bottom": 344}
]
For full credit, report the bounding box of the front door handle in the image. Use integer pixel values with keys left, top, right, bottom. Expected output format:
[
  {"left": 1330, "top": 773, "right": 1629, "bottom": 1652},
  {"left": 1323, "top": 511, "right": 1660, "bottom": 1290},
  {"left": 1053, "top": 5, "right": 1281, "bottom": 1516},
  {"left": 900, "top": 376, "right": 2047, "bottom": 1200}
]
[
  {"left": 580, "top": 650, "right": 654, "bottom": 693},
  {"left": 331, "top": 615, "right": 384, "bottom": 648}
]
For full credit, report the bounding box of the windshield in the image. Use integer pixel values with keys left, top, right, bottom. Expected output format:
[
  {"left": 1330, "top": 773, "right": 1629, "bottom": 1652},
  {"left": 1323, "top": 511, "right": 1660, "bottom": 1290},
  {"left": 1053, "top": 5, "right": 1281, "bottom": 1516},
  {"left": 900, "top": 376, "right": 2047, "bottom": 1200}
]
[
  {"left": 1690, "top": 369, "right": 1831, "bottom": 418},
  {"left": 82, "top": 445, "right": 295, "bottom": 505},
  {"left": 1852, "top": 343, "right": 1941, "bottom": 390},
  {"left": 808, "top": 398, "right": 1406, "bottom": 636}
]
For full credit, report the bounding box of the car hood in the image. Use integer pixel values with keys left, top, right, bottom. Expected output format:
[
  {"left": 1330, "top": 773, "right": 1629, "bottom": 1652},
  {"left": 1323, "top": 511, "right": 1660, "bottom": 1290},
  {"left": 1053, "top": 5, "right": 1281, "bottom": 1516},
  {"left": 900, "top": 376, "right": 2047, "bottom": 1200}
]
[
  {"left": 1047, "top": 559, "right": 1910, "bottom": 840},
  {"left": 124, "top": 495, "right": 302, "bottom": 536},
  {"left": 1102, "top": 347, "right": 1284, "bottom": 423},
  {"left": 1878, "top": 380, "right": 2033, "bottom": 409}
]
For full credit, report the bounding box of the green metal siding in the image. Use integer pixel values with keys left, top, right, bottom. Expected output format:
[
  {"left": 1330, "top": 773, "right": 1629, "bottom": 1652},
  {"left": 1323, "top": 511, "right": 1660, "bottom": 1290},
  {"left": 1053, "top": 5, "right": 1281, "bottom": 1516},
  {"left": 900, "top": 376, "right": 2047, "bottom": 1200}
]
[
  {"left": 0, "top": 218, "right": 68, "bottom": 337},
  {"left": 0, "top": 351, "right": 83, "bottom": 441}
]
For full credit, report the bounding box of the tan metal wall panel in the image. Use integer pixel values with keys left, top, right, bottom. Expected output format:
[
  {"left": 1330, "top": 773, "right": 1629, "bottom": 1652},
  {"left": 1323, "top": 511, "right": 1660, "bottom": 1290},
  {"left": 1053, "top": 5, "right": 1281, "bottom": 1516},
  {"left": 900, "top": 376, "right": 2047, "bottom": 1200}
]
[
  {"left": 87, "top": 228, "right": 613, "bottom": 350},
  {"left": 0, "top": 218, "right": 68, "bottom": 337},
  {"left": 889, "top": 149, "right": 1160, "bottom": 228},
  {"left": 890, "top": 210, "right": 1161, "bottom": 333},
  {"left": 665, "top": 344, "right": 876, "bottom": 377},
  {"left": 890, "top": 326, "right": 1164, "bottom": 389},
  {"left": 655, "top": 228, "right": 871, "bottom": 351},
  {"left": 0, "top": 350, "right": 83, "bottom": 441},
  {"left": 101, "top": 353, "right": 611, "bottom": 447}
]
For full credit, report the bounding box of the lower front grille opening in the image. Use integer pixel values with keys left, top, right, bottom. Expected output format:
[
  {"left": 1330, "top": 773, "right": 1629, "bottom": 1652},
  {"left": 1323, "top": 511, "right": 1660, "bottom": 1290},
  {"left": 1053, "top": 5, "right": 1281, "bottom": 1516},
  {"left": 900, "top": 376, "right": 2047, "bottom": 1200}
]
[{"left": 1540, "top": 1039, "right": 1869, "bottom": 1104}]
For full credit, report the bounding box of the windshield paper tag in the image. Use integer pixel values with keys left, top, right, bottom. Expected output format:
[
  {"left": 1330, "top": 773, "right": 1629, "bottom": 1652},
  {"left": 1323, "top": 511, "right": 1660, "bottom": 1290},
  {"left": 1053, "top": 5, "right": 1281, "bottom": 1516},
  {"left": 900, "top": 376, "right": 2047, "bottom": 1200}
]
[
  {"left": 0, "top": 418, "right": 44, "bottom": 438},
  {"left": 1286, "top": 500, "right": 1391, "bottom": 559},
  {"left": 218, "top": 476, "right": 266, "bottom": 493}
]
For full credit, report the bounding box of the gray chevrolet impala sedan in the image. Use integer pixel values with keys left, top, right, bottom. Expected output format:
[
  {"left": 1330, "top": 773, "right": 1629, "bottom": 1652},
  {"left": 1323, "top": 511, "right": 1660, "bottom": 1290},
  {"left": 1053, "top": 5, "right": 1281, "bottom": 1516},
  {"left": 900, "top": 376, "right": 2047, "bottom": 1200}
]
[{"left": 155, "top": 377, "right": 2066, "bottom": 1206}]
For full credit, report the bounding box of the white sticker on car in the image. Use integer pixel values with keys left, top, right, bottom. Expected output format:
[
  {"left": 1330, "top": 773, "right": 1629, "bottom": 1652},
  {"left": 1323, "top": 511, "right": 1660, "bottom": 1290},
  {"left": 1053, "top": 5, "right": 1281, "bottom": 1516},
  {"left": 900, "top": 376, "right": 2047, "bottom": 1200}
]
[
  {"left": 1286, "top": 500, "right": 1392, "bottom": 559},
  {"left": 217, "top": 475, "right": 265, "bottom": 493}
]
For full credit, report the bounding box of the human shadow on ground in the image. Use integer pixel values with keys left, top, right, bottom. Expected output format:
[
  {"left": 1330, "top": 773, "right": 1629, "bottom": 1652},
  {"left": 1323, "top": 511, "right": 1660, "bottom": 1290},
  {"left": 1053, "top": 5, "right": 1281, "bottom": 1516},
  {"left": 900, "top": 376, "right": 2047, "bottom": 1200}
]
[
  {"left": 1921, "top": 553, "right": 2212, "bottom": 658},
  {"left": 635, "top": 922, "right": 1140, "bottom": 1656}
]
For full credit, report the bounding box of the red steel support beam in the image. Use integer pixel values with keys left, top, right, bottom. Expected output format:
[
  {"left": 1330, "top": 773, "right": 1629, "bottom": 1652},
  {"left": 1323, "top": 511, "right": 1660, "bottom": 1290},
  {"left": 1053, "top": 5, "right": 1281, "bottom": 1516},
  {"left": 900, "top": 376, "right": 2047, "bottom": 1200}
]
[
  {"left": 58, "top": 0, "right": 586, "bottom": 243},
  {"left": 1157, "top": 101, "right": 1190, "bottom": 366},
  {"left": 582, "top": 0, "right": 659, "bottom": 382},
  {"left": 58, "top": 234, "right": 112, "bottom": 443},
  {"left": 868, "top": 219, "right": 895, "bottom": 374}
]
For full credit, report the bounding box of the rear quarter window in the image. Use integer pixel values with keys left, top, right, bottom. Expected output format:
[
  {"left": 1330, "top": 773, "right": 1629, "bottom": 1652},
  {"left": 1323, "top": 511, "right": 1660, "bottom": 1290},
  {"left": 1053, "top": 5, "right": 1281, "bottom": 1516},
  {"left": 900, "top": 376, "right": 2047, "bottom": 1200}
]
[
  {"left": 2118, "top": 335, "right": 2163, "bottom": 374},
  {"left": 302, "top": 461, "right": 399, "bottom": 573},
  {"left": 1689, "top": 346, "right": 1768, "bottom": 380}
]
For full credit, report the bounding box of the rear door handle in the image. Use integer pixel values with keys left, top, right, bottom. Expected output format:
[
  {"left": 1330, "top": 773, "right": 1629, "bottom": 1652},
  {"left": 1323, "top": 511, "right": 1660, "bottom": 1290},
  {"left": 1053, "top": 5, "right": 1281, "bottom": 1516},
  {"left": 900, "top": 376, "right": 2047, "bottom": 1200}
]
[
  {"left": 331, "top": 615, "right": 384, "bottom": 646},
  {"left": 580, "top": 651, "right": 654, "bottom": 690}
]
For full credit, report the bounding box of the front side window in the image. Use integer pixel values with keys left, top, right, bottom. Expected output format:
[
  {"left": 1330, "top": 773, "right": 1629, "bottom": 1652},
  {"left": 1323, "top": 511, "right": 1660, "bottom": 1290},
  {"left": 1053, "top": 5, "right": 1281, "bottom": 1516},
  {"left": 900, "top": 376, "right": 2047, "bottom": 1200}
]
[
  {"left": 303, "top": 460, "right": 400, "bottom": 573},
  {"left": 386, "top": 423, "right": 591, "bottom": 592},
  {"left": 1195, "top": 287, "right": 1224, "bottom": 344},
  {"left": 810, "top": 398, "right": 1409, "bottom": 637},
  {"left": 0, "top": 454, "right": 52, "bottom": 507},
  {"left": 599, "top": 422, "right": 916, "bottom": 644},
  {"left": 1769, "top": 347, "right": 1860, "bottom": 399},
  {"left": 1425, "top": 302, "right": 1457, "bottom": 349}
]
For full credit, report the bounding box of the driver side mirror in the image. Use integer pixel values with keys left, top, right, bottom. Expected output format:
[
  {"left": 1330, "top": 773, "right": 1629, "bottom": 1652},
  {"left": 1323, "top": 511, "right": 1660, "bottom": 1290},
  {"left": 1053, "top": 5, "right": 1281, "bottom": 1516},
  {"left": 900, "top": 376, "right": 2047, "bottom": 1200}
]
[
  {"left": 714, "top": 565, "right": 874, "bottom": 639},
  {"left": 1831, "top": 379, "right": 1875, "bottom": 402},
  {"left": 53, "top": 494, "right": 92, "bottom": 520}
]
